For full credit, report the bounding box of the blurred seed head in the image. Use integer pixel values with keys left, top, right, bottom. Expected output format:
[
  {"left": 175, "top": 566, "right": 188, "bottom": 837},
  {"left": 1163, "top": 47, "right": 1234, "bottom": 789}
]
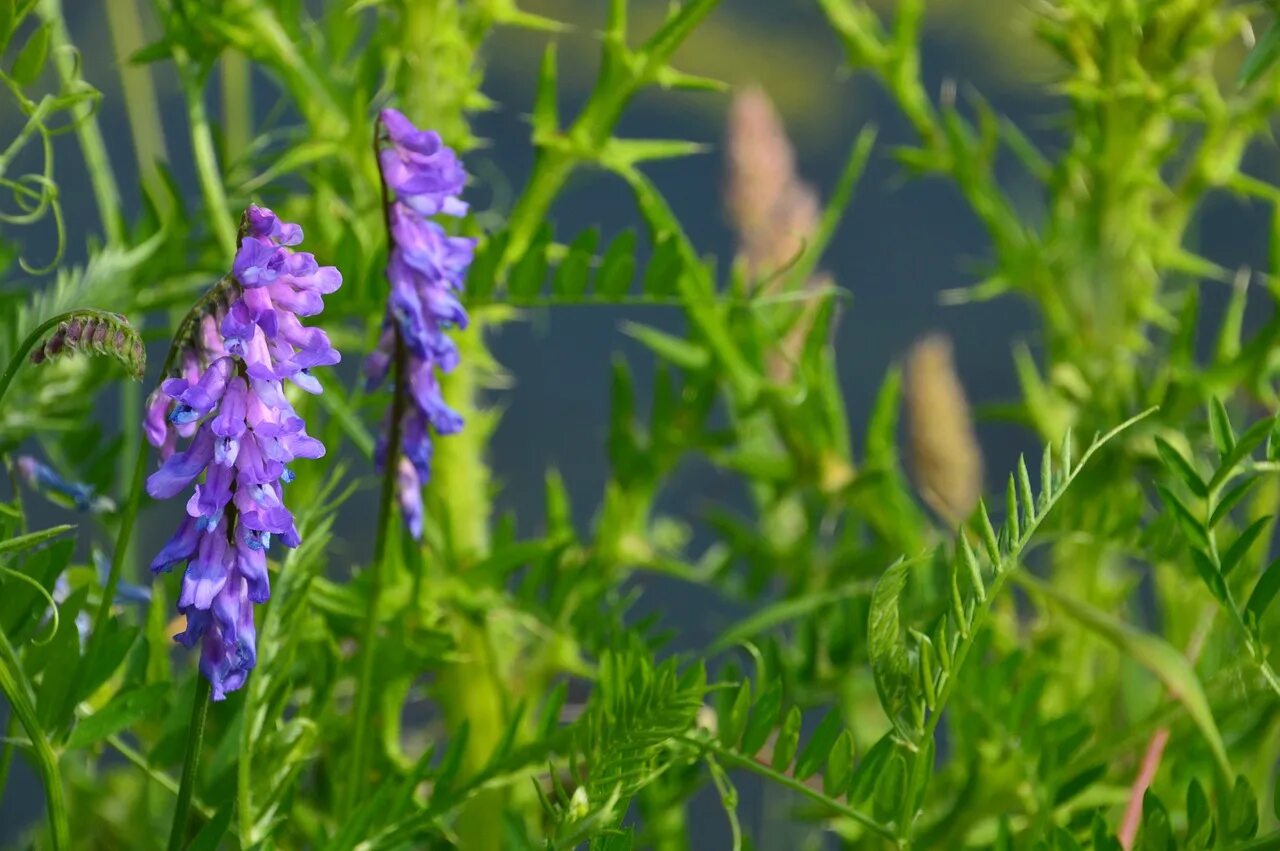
[
  {"left": 725, "top": 85, "right": 820, "bottom": 280},
  {"left": 906, "top": 334, "right": 983, "bottom": 526}
]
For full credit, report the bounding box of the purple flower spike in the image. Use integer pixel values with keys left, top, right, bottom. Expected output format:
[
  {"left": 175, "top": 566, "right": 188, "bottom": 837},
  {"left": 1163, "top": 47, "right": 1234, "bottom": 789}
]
[
  {"left": 365, "top": 109, "right": 474, "bottom": 540},
  {"left": 144, "top": 204, "right": 342, "bottom": 701}
]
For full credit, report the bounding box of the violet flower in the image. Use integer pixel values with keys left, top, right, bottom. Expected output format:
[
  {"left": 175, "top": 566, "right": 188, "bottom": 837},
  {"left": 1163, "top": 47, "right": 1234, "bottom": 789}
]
[
  {"left": 366, "top": 109, "right": 474, "bottom": 539},
  {"left": 145, "top": 205, "right": 341, "bottom": 700}
]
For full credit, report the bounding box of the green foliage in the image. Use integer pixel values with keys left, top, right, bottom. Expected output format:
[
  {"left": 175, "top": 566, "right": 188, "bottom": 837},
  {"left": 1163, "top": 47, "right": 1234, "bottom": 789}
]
[{"left": 7, "top": 0, "right": 1280, "bottom": 849}]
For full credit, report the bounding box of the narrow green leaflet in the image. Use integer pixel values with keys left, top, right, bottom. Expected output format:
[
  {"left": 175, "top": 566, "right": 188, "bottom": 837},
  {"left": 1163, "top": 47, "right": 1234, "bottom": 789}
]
[{"left": 1016, "top": 574, "right": 1231, "bottom": 781}]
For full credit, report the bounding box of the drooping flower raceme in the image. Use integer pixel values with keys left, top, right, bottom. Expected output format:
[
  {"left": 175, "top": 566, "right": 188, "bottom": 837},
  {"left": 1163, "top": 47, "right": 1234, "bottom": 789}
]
[
  {"left": 145, "top": 206, "right": 341, "bottom": 700},
  {"left": 365, "top": 109, "right": 474, "bottom": 539}
]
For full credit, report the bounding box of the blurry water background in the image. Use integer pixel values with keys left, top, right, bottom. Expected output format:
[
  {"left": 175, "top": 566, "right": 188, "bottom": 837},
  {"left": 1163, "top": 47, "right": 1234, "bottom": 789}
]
[{"left": 1, "top": 0, "right": 1274, "bottom": 845}]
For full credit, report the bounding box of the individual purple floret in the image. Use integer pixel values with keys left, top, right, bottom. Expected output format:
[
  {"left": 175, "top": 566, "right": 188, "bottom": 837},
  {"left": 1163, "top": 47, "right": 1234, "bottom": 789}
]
[
  {"left": 365, "top": 109, "right": 474, "bottom": 540},
  {"left": 145, "top": 205, "right": 341, "bottom": 701}
]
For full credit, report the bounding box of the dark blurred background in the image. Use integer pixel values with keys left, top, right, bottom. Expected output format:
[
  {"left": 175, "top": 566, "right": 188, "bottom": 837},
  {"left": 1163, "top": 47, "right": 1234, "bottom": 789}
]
[{"left": 2, "top": 0, "right": 1273, "bottom": 845}]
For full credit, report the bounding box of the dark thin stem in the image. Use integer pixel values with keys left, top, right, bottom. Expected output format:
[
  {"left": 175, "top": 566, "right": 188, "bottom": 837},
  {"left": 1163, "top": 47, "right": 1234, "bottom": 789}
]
[
  {"left": 345, "top": 127, "right": 406, "bottom": 816},
  {"left": 167, "top": 676, "right": 212, "bottom": 851},
  {"left": 345, "top": 328, "right": 407, "bottom": 817}
]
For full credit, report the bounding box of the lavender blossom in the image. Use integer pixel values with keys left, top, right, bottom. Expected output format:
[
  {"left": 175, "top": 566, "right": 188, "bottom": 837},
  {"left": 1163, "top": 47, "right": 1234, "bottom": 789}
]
[
  {"left": 145, "top": 205, "right": 341, "bottom": 701},
  {"left": 366, "top": 109, "right": 474, "bottom": 538}
]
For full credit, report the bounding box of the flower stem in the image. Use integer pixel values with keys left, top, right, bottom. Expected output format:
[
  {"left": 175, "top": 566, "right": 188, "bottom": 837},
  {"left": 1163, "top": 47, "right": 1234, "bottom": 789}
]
[
  {"left": 177, "top": 52, "right": 237, "bottom": 257},
  {"left": 167, "top": 676, "right": 212, "bottom": 851},
  {"left": 345, "top": 326, "right": 407, "bottom": 818},
  {"left": 221, "top": 50, "right": 252, "bottom": 167},
  {"left": 0, "top": 628, "right": 69, "bottom": 850}
]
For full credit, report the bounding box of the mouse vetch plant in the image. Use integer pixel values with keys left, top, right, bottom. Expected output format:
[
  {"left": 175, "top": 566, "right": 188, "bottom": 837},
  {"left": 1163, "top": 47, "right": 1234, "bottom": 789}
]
[{"left": 145, "top": 205, "right": 341, "bottom": 701}]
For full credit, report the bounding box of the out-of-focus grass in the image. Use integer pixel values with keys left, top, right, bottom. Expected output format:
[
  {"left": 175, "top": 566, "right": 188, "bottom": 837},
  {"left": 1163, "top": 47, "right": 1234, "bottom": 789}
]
[{"left": 498, "top": 0, "right": 1057, "bottom": 140}]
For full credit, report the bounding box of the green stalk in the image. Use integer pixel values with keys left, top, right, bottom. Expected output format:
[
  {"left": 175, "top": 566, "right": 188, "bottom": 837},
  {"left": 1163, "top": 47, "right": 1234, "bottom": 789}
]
[
  {"left": 221, "top": 50, "right": 252, "bottom": 166},
  {"left": 0, "top": 628, "right": 69, "bottom": 850},
  {"left": 39, "top": 0, "right": 125, "bottom": 244},
  {"left": 0, "top": 710, "right": 14, "bottom": 802},
  {"left": 344, "top": 327, "right": 407, "bottom": 818},
  {"left": 167, "top": 676, "right": 212, "bottom": 851},
  {"left": 105, "top": 0, "right": 170, "bottom": 206},
  {"left": 685, "top": 735, "right": 894, "bottom": 841},
  {"left": 177, "top": 52, "right": 237, "bottom": 257},
  {"left": 397, "top": 5, "right": 505, "bottom": 844}
]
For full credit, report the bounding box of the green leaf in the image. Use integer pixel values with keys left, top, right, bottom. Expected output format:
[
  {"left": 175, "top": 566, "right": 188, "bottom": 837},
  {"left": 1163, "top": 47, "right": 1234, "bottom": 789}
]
[
  {"left": 10, "top": 22, "right": 49, "bottom": 86},
  {"left": 0, "top": 0, "right": 13, "bottom": 52},
  {"left": 794, "top": 710, "right": 842, "bottom": 781},
  {"left": 1251, "top": 557, "right": 1280, "bottom": 628},
  {"left": 848, "top": 734, "right": 894, "bottom": 806},
  {"left": 595, "top": 230, "right": 636, "bottom": 299},
  {"left": 1226, "top": 776, "right": 1259, "bottom": 841},
  {"left": 654, "top": 65, "right": 726, "bottom": 92},
  {"left": 1240, "top": 19, "right": 1280, "bottom": 87},
  {"left": 552, "top": 228, "right": 597, "bottom": 299},
  {"left": 0, "top": 537, "right": 71, "bottom": 638},
  {"left": 1017, "top": 574, "right": 1232, "bottom": 781},
  {"left": 0, "top": 523, "right": 74, "bottom": 556},
  {"left": 780, "top": 126, "right": 876, "bottom": 290},
  {"left": 868, "top": 559, "right": 916, "bottom": 738},
  {"left": 1208, "top": 417, "right": 1273, "bottom": 492},
  {"left": 975, "top": 499, "right": 1000, "bottom": 563},
  {"left": 640, "top": 235, "right": 683, "bottom": 299},
  {"left": 771, "top": 706, "right": 801, "bottom": 772},
  {"left": 719, "top": 681, "right": 751, "bottom": 748},
  {"left": 1209, "top": 398, "right": 1237, "bottom": 458},
  {"left": 638, "top": 0, "right": 719, "bottom": 65},
  {"left": 1209, "top": 476, "right": 1258, "bottom": 528},
  {"left": 872, "top": 749, "right": 906, "bottom": 824},
  {"left": 710, "top": 579, "right": 874, "bottom": 654},
  {"left": 1005, "top": 477, "right": 1021, "bottom": 545},
  {"left": 1220, "top": 516, "right": 1270, "bottom": 578},
  {"left": 1191, "top": 549, "right": 1229, "bottom": 604},
  {"left": 66, "top": 683, "right": 169, "bottom": 748},
  {"left": 1186, "top": 778, "right": 1214, "bottom": 850},
  {"left": 1139, "top": 791, "right": 1174, "bottom": 851},
  {"left": 129, "top": 38, "right": 173, "bottom": 65},
  {"left": 532, "top": 41, "right": 558, "bottom": 136},
  {"left": 508, "top": 226, "right": 551, "bottom": 298},
  {"left": 467, "top": 232, "right": 507, "bottom": 302},
  {"left": 740, "top": 680, "right": 781, "bottom": 756},
  {"left": 186, "top": 805, "right": 233, "bottom": 851},
  {"left": 538, "top": 681, "right": 568, "bottom": 743},
  {"left": 1156, "top": 484, "right": 1209, "bottom": 551},
  {"left": 600, "top": 138, "right": 709, "bottom": 170},
  {"left": 823, "top": 731, "right": 854, "bottom": 797},
  {"left": 76, "top": 621, "right": 139, "bottom": 706},
  {"left": 1017, "top": 454, "right": 1035, "bottom": 530},
  {"left": 1154, "top": 437, "right": 1207, "bottom": 498},
  {"left": 621, "top": 322, "right": 709, "bottom": 371}
]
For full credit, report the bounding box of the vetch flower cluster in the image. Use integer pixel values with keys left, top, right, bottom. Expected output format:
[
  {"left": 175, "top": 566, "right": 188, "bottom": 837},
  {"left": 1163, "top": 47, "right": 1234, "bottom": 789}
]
[
  {"left": 365, "top": 108, "right": 474, "bottom": 539},
  {"left": 145, "top": 205, "right": 341, "bottom": 700}
]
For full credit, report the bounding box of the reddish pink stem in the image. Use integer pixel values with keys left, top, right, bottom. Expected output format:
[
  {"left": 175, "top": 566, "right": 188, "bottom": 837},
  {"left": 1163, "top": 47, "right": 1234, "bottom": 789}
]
[{"left": 1119, "top": 727, "right": 1171, "bottom": 849}]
